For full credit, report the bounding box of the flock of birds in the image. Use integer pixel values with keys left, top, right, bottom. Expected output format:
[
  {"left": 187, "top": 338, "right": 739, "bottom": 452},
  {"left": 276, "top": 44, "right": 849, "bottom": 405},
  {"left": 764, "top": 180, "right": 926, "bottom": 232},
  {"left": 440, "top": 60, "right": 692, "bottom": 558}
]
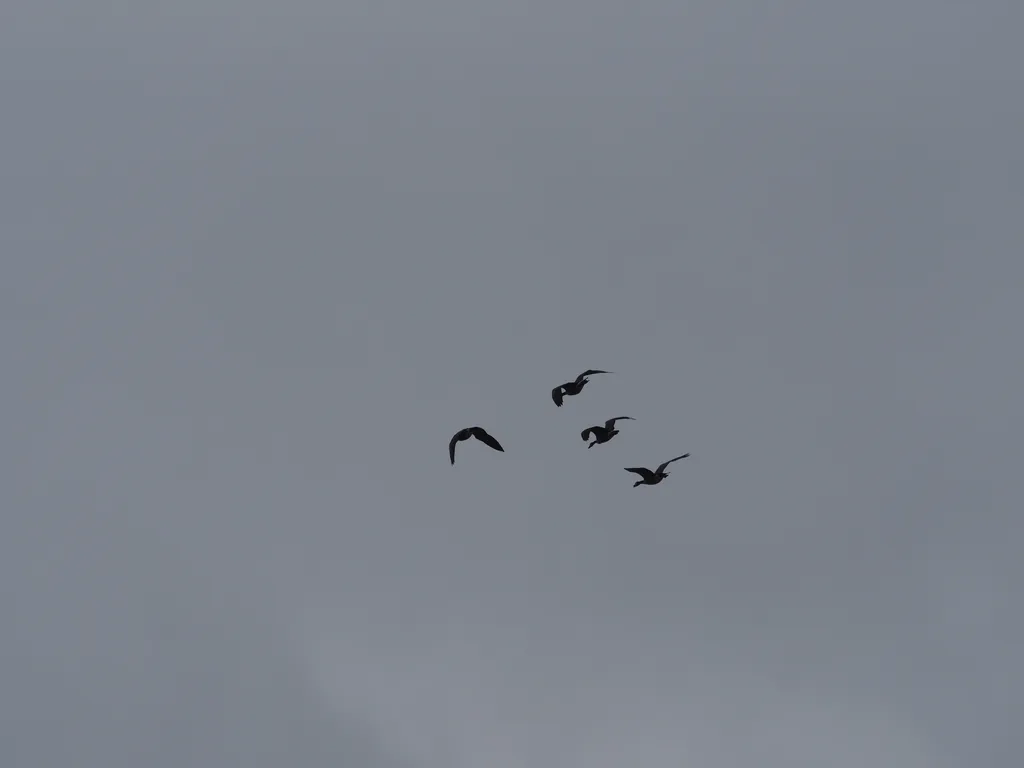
[{"left": 449, "top": 368, "right": 690, "bottom": 488}]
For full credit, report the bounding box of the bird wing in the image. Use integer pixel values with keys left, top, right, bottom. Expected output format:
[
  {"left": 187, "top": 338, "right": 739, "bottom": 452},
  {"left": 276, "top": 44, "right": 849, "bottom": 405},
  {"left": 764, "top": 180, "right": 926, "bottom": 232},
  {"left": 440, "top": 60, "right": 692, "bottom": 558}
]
[
  {"left": 551, "top": 386, "right": 564, "bottom": 406},
  {"left": 449, "top": 433, "right": 460, "bottom": 465},
  {"left": 470, "top": 427, "right": 504, "bottom": 453},
  {"left": 581, "top": 427, "right": 597, "bottom": 441},
  {"left": 656, "top": 454, "right": 690, "bottom": 474},
  {"left": 575, "top": 369, "right": 609, "bottom": 385},
  {"left": 624, "top": 467, "right": 656, "bottom": 482},
  {"left": 604, "top": 416, "right": 634, "bottom": 430}
]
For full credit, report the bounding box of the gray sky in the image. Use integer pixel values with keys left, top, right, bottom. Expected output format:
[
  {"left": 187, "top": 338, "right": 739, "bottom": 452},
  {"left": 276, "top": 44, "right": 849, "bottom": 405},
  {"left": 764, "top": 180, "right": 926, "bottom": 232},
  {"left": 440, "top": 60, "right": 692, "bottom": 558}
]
[{"left": 2, "top": 2, "right": 1022, "bottom": 766}]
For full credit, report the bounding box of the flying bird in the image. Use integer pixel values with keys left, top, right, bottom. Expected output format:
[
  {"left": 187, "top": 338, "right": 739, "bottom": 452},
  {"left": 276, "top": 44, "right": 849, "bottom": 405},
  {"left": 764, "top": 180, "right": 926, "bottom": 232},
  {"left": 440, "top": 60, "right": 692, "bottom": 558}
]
[
  {"left": 551, "top": 369, "right": 610, "bottom": 407},
  {"left": 449, "top": 426, "right": 505, "bottom": 465},
  {"left": 624, "top": 454, "right": 691, "bottom": 487},
  {"left": 581, "top": 416, "right": 635, "bottom": 448}
]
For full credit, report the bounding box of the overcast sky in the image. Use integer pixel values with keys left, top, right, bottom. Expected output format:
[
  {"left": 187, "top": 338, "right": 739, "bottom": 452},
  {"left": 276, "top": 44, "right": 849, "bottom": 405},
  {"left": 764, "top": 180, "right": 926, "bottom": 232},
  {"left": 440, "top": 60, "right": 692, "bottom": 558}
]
[{"left": 2, "top": 2, "right": 1022, "bottom": 767}]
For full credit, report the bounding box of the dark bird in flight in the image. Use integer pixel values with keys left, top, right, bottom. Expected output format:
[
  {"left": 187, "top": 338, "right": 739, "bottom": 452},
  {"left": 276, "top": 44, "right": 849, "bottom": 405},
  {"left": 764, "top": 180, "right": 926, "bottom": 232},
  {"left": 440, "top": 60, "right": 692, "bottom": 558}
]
[
  {"left": 624, "top": 454, "right": 690, "bottom": 487},
  {"left": 449, "top": 426, "right": 505, "bottom": 465},
  {"left": 551, "top": 369, "right": 610, "bottom": 407},
  {"left": 581, "top": 416, "right": 635, "bottom": 448}
]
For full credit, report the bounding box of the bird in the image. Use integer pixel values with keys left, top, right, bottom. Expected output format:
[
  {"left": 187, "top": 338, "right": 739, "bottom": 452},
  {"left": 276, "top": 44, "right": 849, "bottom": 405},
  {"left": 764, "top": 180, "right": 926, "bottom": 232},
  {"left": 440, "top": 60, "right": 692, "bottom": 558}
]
[
  {"left": 449, "top": 426, "right": 505, "bottom": 465},
  {"left": 551, "top": 369, "right": 610, "bottom": 406},
  {"left": 581, "top": 416, "right": 635, "bottom": 448},
  {"left": 624, "top": 454, "right": 690, "bottom": 487}
]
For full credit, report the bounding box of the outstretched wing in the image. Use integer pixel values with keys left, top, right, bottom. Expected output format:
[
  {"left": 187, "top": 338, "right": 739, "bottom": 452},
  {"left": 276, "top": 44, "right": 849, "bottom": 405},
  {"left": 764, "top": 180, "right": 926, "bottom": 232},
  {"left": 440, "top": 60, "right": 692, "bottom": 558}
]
[
  {"left": 604, "top": 416, "right": 634, "bottom": 430},
  {"left": 624, "top": 467, "right": 656, "bottom": 482},
  {"left": 449, "top": 433, "right": 460, "bottom": 465},
  {"left": 575, "top": 369, "right": 609, "bottom": 385},
  {"left": 551, "top": 386, "right": 564, "bottom": 407},
  {"left": 470, "top": 427, "right": 505, "bottom": 453},
  {"left": 581, "top": 427, "right": 597, "bottom": 441},
  {"left": 656, "top": 454, "right": 690, "bottom": 474}
]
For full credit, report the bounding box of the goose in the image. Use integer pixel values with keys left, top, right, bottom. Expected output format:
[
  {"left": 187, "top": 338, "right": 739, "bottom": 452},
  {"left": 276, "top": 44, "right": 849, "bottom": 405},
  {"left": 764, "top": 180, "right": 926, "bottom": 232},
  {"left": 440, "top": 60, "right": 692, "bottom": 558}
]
[
  {"left": 624, "top": 454, "right": 690, "bottom": 487},
  {"left": 551, "top": 369, "right": 610, "bottom": 407},
  {"left": 449, "top": 426, "right": 505, "bottom": 465},
  {"left": 581, "top": 416, "right": 635, "bottom": 448}
]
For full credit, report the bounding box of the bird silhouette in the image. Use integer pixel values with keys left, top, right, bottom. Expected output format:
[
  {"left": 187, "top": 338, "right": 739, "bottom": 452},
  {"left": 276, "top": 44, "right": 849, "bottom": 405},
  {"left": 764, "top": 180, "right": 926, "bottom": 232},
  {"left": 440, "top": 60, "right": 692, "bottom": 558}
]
[
  {"left": 551, "top": 369, "right": 610, "bottom": 407},
  {"left": 581, "top": 416, "right": 635, "bottom": 448},
  {"left": 449, "top": 426, "right": 505, "bottom": 465},
  {"left": 624, "top": 454, "right": 690, "bottom": 487}
]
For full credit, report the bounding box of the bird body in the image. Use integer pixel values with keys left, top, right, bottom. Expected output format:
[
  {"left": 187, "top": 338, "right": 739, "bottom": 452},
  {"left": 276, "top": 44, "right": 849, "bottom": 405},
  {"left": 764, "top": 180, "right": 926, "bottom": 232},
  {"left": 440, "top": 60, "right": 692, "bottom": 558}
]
[
  {"left": 449, "top": 426, "right": 505, "bottom": 465},
  {"left": 551, "top": 369, "right": 610, "bottom": 406},
  {"left": 624, "top": 453, "right": 690, "bottom": 487},
  {"left": 581, "top": 416, "right": 635, "bottom": 448}
]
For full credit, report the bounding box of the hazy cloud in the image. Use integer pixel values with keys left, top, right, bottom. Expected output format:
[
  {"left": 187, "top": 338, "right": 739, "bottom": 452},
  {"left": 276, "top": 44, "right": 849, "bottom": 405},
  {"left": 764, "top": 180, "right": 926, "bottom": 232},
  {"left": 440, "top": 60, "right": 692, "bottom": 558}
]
[{"left": 3, "top": 1, "right": 1021, "bottom": 766}]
